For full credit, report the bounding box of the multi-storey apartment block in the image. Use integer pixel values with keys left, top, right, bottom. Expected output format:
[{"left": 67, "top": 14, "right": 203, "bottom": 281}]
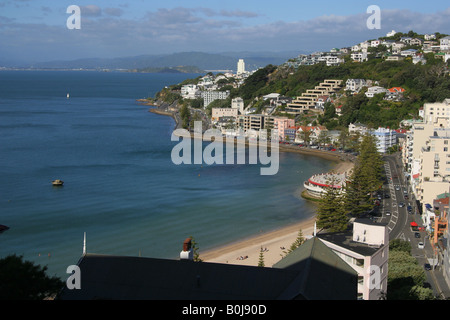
[{"left": 286, "top": 79, "right": 342, "bottom": 115}]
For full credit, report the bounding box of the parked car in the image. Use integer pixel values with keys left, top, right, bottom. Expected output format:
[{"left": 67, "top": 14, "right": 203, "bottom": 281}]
[
  {"left": 384, "top": 193, "right": 390, "bottom": 198},
  {"left": 418, "top": 242, "right": 424, "bottom": 249},
  {"left": 385, "top": 211, "right": 391, "bottom": 216},
  {"left": 424, "top": 263, "right": 432, "bottom": 271},
  {"left": 415, "top": 232, "right": 420, "bottom": 238},
  {"left": 399, "top": 202, "right": 405, "bottom": 207}
]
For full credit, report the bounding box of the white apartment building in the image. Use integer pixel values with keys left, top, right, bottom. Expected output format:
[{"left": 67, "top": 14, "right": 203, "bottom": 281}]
[
  {"left": 237, "top": 59, "right": 246, "bottom": 75},
  {"left": 359, "top": 41, "right": 370, "bottom": 52},
  {"left": 371, "top": 40, "right": 381, "bottom": 47},
  {"left": 422, "top": 99, "right": 450, "bottom": 126},
  {"left": 231, "top": 97, "right": 245, "bottom": 114},
  {"left": 440, "top": 36, "right": 450, "bottom": 51},
  {"left": 181, "top": 84, "right": 200, "bottom": 99},
  {"left": 201, "top": 90, "right": 230, "bottom": 108},
  {"left": 417, "top": 128, "right": 450, "bottom": 212},
  {"left": 371, "top": 127, "right": 397, "bottom": 153},
  {"left": 318, "top": 219, "right": 389, "bottom": 300},
  {"left": 351, "top": 52, "right": 368, "bottom": 63},
  {"left": 386, "top": 30, "right": 397, "bottom": 37},
  {"left": 391, "top": 41, "right": 406, "bottom": 53},
  {"left": 345, "top": 79, "right": 367, "bottom": 93},
  {"left": 348, "top": 122, "right": 369, "bottom": 135},
  {"left": 321, "top": 55, "right": 344, "bottom": 66},
  {"left": 365, "top": 86, "right": 388, "bottom": 98},
  {"left": 402, "top": 99, "right": 450, "bottom": 213}
]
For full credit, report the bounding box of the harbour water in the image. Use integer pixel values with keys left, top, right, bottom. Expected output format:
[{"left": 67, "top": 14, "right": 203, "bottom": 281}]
[{"left": 0, "top": 70, "right": 333, "bottom": 278}]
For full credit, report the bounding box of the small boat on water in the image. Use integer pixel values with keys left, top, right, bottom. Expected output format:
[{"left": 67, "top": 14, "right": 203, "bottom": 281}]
[
  {"left": 0, "top": 225, "right": 9, "bottom": 233},
  {"left": 52, "top": 179, "right": 64, "bottom": 186}
]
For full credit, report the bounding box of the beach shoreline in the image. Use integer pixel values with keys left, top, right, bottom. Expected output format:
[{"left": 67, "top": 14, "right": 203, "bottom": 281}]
[
  {"left": 143, "top": 101, "right": 355, "bottom": 267},
  {"left": 200, "top": 159, "right": 354, "bottom": 268}
]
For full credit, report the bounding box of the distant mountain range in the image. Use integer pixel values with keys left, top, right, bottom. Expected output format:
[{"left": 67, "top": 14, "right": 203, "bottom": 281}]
[{"left": 8, "top": 51, "right": 306, "bottom": 72}]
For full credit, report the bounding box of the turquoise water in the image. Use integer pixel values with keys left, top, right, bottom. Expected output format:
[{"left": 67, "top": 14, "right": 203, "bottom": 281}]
[{"left": 0, "top": 71, "right": 333, "bottom": 278}]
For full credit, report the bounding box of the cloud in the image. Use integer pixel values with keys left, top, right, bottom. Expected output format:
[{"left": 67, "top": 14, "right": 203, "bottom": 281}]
[
  {"left": 146, "top": 7, "right": 201, "bottom": 25},
  {"left": 104, "top": 7, "right": 124, "bottom": 17},
  {"left": 219, "top": 10, "right": 259, "bottom": 18},
  {"left": 41, "top": 6, "right": 52, "bottom": 14},
  {"left": 1, "top": 6, "right": 450, "bottom": 64},
  {"left": 80, "top": 5, "right": 102, "bottom": 17}
]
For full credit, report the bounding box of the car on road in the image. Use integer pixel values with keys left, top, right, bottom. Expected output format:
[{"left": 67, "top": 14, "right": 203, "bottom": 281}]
[
  {"left": 385, "top": 211, "right": 391, "bottom": 216},
  {"left": 407, "top": 205, "right": 413, "bottom": 213},
  {"left": 424, "top": 263, "right": 432, "bottom": 271},
  {"left": 418, "top": 242, "right": 425, "bottom": 249},
  {"left": 384, "top": 193, "right": 390, "bottom": 198},
  {"left": 415, "top": 232, "right": 420, "bottom": 238},
  {"left": 395, "top": 186, "right": 400, "bottom": 191},
  {"left": 399, "top": 202, "right": 405, "bottom": 207}
]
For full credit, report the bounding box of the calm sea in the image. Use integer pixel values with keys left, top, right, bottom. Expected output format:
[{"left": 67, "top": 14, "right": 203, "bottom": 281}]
[{"left": 0, "top": 70, "right": 333, "bottom": 278}]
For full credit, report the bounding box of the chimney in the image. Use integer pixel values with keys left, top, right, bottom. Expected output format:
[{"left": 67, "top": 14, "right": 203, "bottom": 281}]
[{"left": 180, "top": 237, "right": 193, "bottom": 260}]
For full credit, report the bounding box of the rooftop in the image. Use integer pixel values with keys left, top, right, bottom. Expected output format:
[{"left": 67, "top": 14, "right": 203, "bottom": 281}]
[
  {"left": 58, "top": 237, "right": 358, "bottom": 300},
  {"left": 317, "top": 219, "right": 388, "bottom": 256}
]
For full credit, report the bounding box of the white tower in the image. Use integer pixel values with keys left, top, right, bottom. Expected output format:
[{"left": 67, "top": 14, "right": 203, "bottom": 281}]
[{"left": 237, "top": 59, "right": 245, "bottom": 75}]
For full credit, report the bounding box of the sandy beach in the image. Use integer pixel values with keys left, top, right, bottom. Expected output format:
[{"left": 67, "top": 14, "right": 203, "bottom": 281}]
[
  {"left": 143, "top": 103, "right": 355, "bottom": 267},
  {"left": 201, "top": 159, "right": 354, "bottom": 267}
]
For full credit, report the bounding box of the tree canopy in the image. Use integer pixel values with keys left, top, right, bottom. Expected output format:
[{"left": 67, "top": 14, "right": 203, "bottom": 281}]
[
  {"left": 0, "top": 254, "right": 64, "bottom": 300},
  {"left": 344, "top": 133, "right": 384, "bottom": 217}
]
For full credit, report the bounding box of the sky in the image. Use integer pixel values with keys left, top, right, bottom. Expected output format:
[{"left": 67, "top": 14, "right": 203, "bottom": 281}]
[{"left": 1, "top": 0, "right": 450, "bottom": 64}]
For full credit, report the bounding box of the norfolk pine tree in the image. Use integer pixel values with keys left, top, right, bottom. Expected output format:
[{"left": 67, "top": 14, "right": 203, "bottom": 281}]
[
  {"left": 258, "top": 247, "right": 265, "bottom": 267},
  {"left": 316, "top": 180, "right": 349, "bottom": 233},
  {"left": 282, "top": 229, "right": 306, "bottom": 257},
  {"left": 344, "top": 133, "right": 383, "bottom": 217}
]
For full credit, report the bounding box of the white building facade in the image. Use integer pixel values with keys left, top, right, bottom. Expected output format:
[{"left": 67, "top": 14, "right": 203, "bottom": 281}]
[
  {"left": 202, "top": 90, "right": 230, "bottom": 108},
  {"left": 237, "top": 59, "right": 246, "bottom": 75},
  {"left": 371, "top": 127, "right": 397, "bottom": 153},
  {"left": 318, "top": 219, "right": 389, "bottom": 300}
]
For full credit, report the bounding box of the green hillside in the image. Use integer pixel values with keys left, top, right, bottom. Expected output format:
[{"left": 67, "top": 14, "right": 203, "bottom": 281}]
[
  {"left": 227, "top": 54, "right": 450, "bottom": 129},
  {"left": 155, "top": 41, "right": 450, "bottom": 130}
]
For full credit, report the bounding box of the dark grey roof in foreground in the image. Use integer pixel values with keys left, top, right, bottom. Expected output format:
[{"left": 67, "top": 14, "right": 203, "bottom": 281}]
[
  {"left": 272, "top": 237, "right": 357, "bottom": 300},
  {"left": 58, "top": 237, "right": 357, "bottom": 300}
]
